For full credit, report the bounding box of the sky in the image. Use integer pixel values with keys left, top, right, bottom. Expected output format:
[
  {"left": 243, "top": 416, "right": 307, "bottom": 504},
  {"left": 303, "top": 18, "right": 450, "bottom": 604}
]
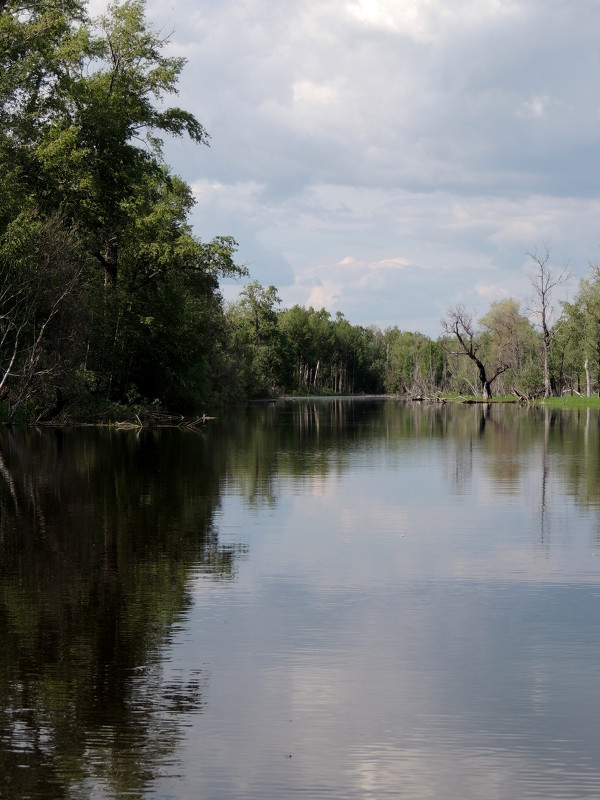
[{"left": 88, "top": 0, "right": 600, "bottom": 335}]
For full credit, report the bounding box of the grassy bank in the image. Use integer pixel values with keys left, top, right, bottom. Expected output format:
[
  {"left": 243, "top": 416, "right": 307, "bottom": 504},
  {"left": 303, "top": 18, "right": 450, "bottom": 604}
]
[
  {"left": 442, "top": 393, "right": 600, "bottom": 409},
  {"left": 540, "top": 395, "right": 600, "bottom": 410}
]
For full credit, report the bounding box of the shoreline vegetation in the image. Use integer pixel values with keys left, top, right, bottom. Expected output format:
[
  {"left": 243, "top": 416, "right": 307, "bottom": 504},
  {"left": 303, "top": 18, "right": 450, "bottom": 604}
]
[
  {"left": 3, "top": 2, "right": 600, "bottom": 426},
  {"left": 13, "top": 392, "right": 600, "bottom": 430}
]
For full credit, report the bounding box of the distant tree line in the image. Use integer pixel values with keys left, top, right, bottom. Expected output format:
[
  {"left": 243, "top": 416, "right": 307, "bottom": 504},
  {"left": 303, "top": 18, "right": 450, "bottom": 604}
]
[
  {"left": 1, "top": 1, "right": 599, "bottom": 423},
  {"left": 227, "top": 252, "right": 600, "bottom": 403}
]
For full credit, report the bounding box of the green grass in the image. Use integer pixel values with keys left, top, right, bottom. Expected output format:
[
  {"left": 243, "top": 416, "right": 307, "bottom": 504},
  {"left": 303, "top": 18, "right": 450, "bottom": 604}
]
[
  {"left": 539, "top": 394, "right": 600, "bottom": 410},
  {"left": 442, "top": 392, "right": 600, "bottom": 409}
]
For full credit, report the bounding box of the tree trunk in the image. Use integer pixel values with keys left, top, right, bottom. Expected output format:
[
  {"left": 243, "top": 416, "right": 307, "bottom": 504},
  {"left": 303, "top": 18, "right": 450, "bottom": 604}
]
[
  {"left": 104, "top": 234, "right": 118, "bottom": 287},
  {"left": 475, "top": 358, "right": 492, "bottom": 400},
  {"left": 584, "top": 357, "right": 592, "bottom": 397},
  {"left": 543, "top": 340, "right": 551, "bottom": 398}
]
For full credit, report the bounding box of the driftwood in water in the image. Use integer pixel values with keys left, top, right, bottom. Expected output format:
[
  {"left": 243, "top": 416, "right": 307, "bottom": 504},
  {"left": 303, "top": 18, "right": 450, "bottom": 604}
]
[
  {"left": 410, "top": 395, "right": 446, "bottom": 404},
  {"left": 37, "top": 410, "right": 216, "bottom": 429}
]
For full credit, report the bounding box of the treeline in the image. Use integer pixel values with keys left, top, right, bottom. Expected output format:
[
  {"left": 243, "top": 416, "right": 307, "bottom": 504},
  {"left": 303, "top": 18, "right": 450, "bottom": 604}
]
[
  {"left": 228, "top": 261, "right": 600, "bottom": 403},
  {"left": 1, "top": 2, "right": 599, "bottom": 424},
  {"left": 225, "top": 283, "right": 444, "bottom": 399}
]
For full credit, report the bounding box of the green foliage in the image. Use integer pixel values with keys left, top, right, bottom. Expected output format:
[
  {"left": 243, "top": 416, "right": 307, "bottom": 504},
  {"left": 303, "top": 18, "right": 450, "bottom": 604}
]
[
  {"left": 381, "top": 327, "right": 443, "bottom": 395},
  {"left": 226, "top": 281, "right": 284, "bottom": 398},
  {"left": 442, "top": 300, "right": 542, "bottom": 400},
  {"left": 555, "top": 268, "right": 600, "bottom": 396},
  {"left": 0, "top": 0, "right": 245, "bottom": 419},
  {"left": 276, "top": 306, "right": 385, "bottom": 395},
  {"left": 478, "top": 299, "right": 542, "bottom": 398},
  {"left": 279, "top": 305, "right": 334, "bottom": 392},
  {"left": 0, "top": 205, "right": 95, "bottom": 421}
]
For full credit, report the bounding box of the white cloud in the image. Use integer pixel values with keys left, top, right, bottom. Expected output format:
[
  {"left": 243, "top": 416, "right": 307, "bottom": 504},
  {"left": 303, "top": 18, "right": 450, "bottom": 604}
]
[
  {"left": 191, "top": 179, "right": 266, "bottom": 218},
  {"left": 85, "top": 0, "right": 600, "bottom": 334},
  {"left": 191, "top": 181, "right": 594, "bottom": 332},
  {"left": 347, "top": 0, "right": 522, "bottom": 41},
  {"left": 476, "top": 282, "right": 510, "bottom": 299},
  {"left": 517, "top": 94, "right": 550, "bottom": 119}
]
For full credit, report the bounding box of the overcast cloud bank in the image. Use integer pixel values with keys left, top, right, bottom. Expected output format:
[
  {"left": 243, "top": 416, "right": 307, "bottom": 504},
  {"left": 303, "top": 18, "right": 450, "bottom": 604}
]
[{"left": 90, "top": 0, "right": 600, "bottom": 334}]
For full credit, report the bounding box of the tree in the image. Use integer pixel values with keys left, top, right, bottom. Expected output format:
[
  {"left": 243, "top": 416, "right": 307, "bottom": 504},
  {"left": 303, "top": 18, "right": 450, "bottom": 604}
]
[
  {"left": 0, "top": 213, "right": 93, "bottom": 422},
  {"left": 278, "top": 306, "right": 336, "bottom": 392},
  {"left": 0, "top": 1, "right": 94, "bottom": 233},
  {"left": 382, "top": 328, "right": 444, "bottom": 396},
  {"left": 479, "top": 298, "right": 542, "bottom": 399},
  {"left": 442, "top": 305, "right": 509, "bottom": 399},
  {"left": 2, "top": 0, "right": 210, "bottom": 284},
  {"left": 85, "top": 167, "right": 242, "bottom": 408},
  {"left": 0, "top": 1, "right": 88, "bottom": 137},
  {"left": 39, "top": 0, "right": 209, "bottom": 287},
  {"left": 558, "top": 268, "right": 600, "bottom": 397},
  {"left": 226, "top": 282, "right": 283, "bottom": 398},
  {"left": 0, "top": 2, "right": 96, "bottom": 420},
  {"left": 0, "top": 0, "right": 245, "bottom": 418},
  {"left": 331, "top": 312, "right": 359, "bottom": 393},
  {"left": 527, "top": 245, "right": 571, "bottom": 398}
]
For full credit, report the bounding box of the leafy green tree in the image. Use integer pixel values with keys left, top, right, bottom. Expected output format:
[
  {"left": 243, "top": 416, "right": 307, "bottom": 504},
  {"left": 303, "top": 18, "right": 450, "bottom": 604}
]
[
  {"left": 0, "top": 0, "right": 244, "bottom": 417},
  {"left": 358, "top": 325, "right": 387, "bottom": 393},
  {"left": 329, "top": 314, "right": 385, "bottom": 394},
  {"left": 0, "top": 2, "right": 95, "bottom": 419},
  {"left": 0, "top": 1, "right": 88, "bottom": 144},
  {"left": 79, "top": 1, "right": 209, "bottom": 286},
  {"left": 557, "top": 269, "right": 600, "bottom": 397},
  {"left": 0, "top": 212, "right": 96, "bottom": 422},
  {"left": 10, "top": 0, "right": 208, "bottom": 288},
  {"left": 479, "top": 299, "right": 542, "bottom": 399},
  {"left": 226, "top": 281, "right": 284, "bottom": 398},
  {"left": 279, "top": 305, "right": 333, "bottom": 391},
  {"left": 83, "top": 167, "right": 241, "bottom": 410},
  {"left": 382, "top": 328, "right": 444, "bottom": 395},
  {"left": 331, "top": 312, "right": 356, "bottom": 393}
]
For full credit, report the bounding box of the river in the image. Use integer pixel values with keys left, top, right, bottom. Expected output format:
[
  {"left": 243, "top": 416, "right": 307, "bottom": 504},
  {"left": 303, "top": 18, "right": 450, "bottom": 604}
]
[{"left": 1, "top": 399, "right": 600, "bottom": 799}]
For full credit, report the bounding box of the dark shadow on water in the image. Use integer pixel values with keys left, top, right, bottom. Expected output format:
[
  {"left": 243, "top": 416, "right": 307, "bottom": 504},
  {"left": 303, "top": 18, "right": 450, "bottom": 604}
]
[{"left": 0, "top": 426, "right": 233, "bottom": 799}]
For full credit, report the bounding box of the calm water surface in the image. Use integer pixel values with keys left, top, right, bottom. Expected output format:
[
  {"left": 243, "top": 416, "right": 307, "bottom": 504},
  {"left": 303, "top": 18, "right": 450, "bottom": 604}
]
[{"left": 1, "top": 400, "right": 600, "bottom": 799}]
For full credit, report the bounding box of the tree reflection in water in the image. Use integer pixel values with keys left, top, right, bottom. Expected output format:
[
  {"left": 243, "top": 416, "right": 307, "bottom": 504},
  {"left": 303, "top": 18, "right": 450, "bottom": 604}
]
[{"left": 0, "top": 426, "right": 234, "bottom": 799}]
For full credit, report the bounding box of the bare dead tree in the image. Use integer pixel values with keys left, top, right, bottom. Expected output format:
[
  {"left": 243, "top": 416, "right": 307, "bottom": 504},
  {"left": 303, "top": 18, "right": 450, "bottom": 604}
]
[
  {"left": 442, "top": 305, "right": 509, "bottom": 399},
  {"left": 526, "top": 245, "right": 571, "bottom": 398}
]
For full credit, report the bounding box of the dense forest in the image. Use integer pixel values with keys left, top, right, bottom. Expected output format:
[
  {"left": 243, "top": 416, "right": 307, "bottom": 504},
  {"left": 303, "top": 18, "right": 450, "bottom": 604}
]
[{"left": 1, "top": 0, "right": 599, "bottom": 423}]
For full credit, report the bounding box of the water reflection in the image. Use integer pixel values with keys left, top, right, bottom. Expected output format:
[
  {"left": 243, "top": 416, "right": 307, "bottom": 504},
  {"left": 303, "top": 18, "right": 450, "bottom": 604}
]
[
  {"left": 0, "top": 427, "right": 232, "bottom": 799},
  {"left": 1, "top": 402, "right": 600, "bottom": 799},
  {"left": 232, "top": 400, "right": 600, "bottom": 529}
]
